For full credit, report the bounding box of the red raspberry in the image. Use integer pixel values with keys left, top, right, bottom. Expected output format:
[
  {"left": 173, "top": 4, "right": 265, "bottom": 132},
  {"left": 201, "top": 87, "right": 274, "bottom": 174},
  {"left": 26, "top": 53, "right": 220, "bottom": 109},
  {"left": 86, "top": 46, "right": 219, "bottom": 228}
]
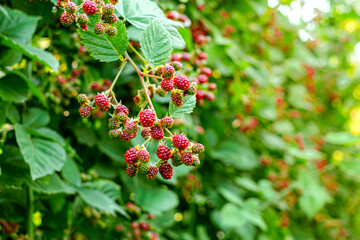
[
  {"left": 79, "top": 105, "right": 92, "bottom": 118},
  {"left": 147, "top": 165, "right": 158, "bottom": 179},
  {"left": 141, "top": 128, "right": 151, "bottom": 139},
  {"left": 138, "top": 149, "right": 150, "bottom": 162},
  {"left": 166, "top": 11, "right": 178, "bottom": 20},
  {"left": 159, "top": 162, "right": 173, "bottom": 180},
  {"left": 197, "top": 74, "right": 208, "bottom": 84},
  {"left": 60, "top": 11, "right": 76, "bottom": 26},
  {"left": 140, "top": 109, "right": 156, "bottom": 127},
  {"left": 171, "top": 53, "right": 182, "bottom": 62},
  {"left": 206, "top": 92, "right": 215, "bottom": 101},
  {"left": 125, "top": 148, "right": 138, "bottom": 164},
  {"left": 162, "top": 65, "right": 175, "bottom": 78},
  {"left": 131, "top": 222, "right": 138, "bottom": 229},
  {"left": 192, "top": 143, "right": 205, "bottom": 153},
  {"left": 170, "top": 61, "right": 182, "bottom": 71},
  {"left": 121, "top": 130, "right": 133, "bottom": 141},
  {"left": 156, "top": 145, "right": 172, "bottom": 160},
  {"left": 160, "top": 116, "right": 174, "bottom": 129},
  {"left": 102, "top": 13, "right": 118, "bottom": 24},
  {"left": 171, "top": 92, "right": 183, "bottom": 106},
  {"left": 65, "top": 1, "right": 77, "bottom": 13},
  {"left": 172, "top": 134, "right": 189, "bottom": 150},
  {"left": 140, "top": 222, "right": 149, "bottom": 231},
  {"left": 150, "top": 126, "right": 164, "bottom": 140},
  {"left": 83, "top": 0, "right": 97, "bottom": 15},
  {"left": 94, "top": 23, "right": 106, "bottom": 34},
  {"left": 181, "top": 52, "right": 191, "bottom": 61},
  {"left": 196, "top": 90, "right": 206, "bottom": 100},
  {"left": 160, "top": 79, "right": 174, "bottom": 92},
  {"left": 198, "top": 52, "right": 207, "bottom": 60},
  {"left": 200, "top": 67, "right": 213, "bottom": 77},
  {"left": 102, "top": 3, "right": 114, "bottom": 15},
  {"left": 90, "top": 82, "right": 101, "bottom": 91},
  {"left": 77, "top": 94, "right": 88, "bottom": 104},
  {"left": 174, "top": 75, "right": 190, "bottom": 90},
  {"left": 94, "top": 94, "right": 110, "bottom": 111},
  {"left": 125, "top": 121, "right": 138, "bottom": 134},
  {"left": 208, "top": 83, "right": 217, "bottom": 91},
  {"left": 57, "top": 0, "right": 66, "bottom": 8},
  {"left": 107, "top": 26, "right": 117, "bottom": 37},
  {"left": 181, "top": 152, "right": 193, "bottom": 166},
  {"left": 126, "top": 164, "right": 138, "bottom": 177},
  {"left": 102, "top": 80, "right": 111, "bottom": 89},
  {"left": 72, "top": 69, "right": 80, "bottom": 76},
  {"left": 115, "top": 104, "right": 129, "bottom": 116},
  {"left": 57, "top": 76, "right": 66, "bottom": 84}
]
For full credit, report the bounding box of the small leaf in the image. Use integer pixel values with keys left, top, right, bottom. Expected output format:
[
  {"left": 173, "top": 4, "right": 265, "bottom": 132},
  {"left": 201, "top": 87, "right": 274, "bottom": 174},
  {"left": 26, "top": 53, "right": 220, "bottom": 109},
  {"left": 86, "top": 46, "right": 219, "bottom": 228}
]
[
  {"left": 23, "top": 108, "right": 50, "bottom": 129},
  {"left": 0, "top": 73, "right": 29, "bottom": 103},
  {"left": 62, "top": 156, "right": 81, "bottom": 186},
  {"left": 169, "top": 95, "right": 196, "bottom": 118},
  {"left": 31, "top": 174, "right": 69, "bottom": 194}
]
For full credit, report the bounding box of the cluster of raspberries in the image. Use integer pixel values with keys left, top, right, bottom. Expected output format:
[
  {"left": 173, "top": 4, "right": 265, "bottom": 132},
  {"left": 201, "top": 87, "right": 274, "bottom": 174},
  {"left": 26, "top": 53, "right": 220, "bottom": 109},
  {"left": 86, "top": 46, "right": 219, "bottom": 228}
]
[{"left": 57, "top": 0, "right": 119, "bottom": 37}]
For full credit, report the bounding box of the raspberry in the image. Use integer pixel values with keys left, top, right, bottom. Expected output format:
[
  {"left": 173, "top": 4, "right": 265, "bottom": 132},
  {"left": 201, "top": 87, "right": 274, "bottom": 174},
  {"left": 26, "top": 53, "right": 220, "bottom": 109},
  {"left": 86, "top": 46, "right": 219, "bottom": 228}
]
[
  {"left": 79, "top": 105, "right": 92, "bottom": 118},
  {"left": 108, "top": 117, "right": 121, "bottom": 129},
  {"left": 181, "top": 152, "right": 193, "bottom": 166},
  {"left": 94, "top": 23, "right": 106, "bottom": 34},
  {"left": 171, "top": 53, "right": 182, "bottom": 62},
  {"left": 156, "top": 145, "right": 172, "bottom": 160},
  {"left": 140, "top": 222, "right": 149, "bottom": 231},
  {"left": 57, "top": 76, "right": 66, "bottom": 84},
  {"left": 206, "top": 92, "right": 215, "bottom": 101},
  {"left": 107, "top": 26, "right": 117, "bottom": 37},
  {"left": 139, "top": 109, "right": 156, "bottom": 127},
  {"left": 65, "top": 1, "right": 77, "bottom": 13},
  {"left": 109, "top": 0, "right": 118, "bottom": 4},
  {"left": 200, "top": 67, "right": 213, "bottom": 77},
  {"left": 102, "top": 3, "right": 114, "bottom": 15},
  {"left": 192, "top": 143, "right": 205, "bottom": 153},
  {"left": 126, "top": 164, "right": 138, "bottom": 177},
  {"left": 197, "top": 74, "right": 208, "bottom": 84},
  {"left": 139, "top": 162, "right": 150, "bottom": 173},
  {"left": 102, "top": 13, "right": 118, "bottom": 24},
  {"left": 172, "top": 134, "right": 189, "bottom": 150},
  {"left": 159, "top": 162, "right": 173, "bottom": 180},
  {"left": 90, "top": 82, "right": 101, "bottom": 91},
  {"left": 115, "top": 104, "right": 129, "bottom": 116},
  {"left": 77, "top": 94, "right": 88, "bottom": 104},
  {"left": 147, "top": 165, "right": 158, "bottom": 179},
  {"left": 192, "top": 155, "right": 200, "bottom": 166},
  {"left": 198, "top": 52, "right": 207, "bottom": 60},
  {"left": 174, "top": 75, "right": 190, "bottom": 90},
  {"left": 160, "top": 116, "right": 174, "bottom": 129},
  {"left": 138, "top": 149, "right": 150, "bottom": 162},
  {"left": 171, "top": 92, "right": 183, "bottom": 106},
  {"left": 109, "top": 128, "right": 121, "bottom": 139},
  {"left": 155, "top": 66, "right": 164, "bottom": 76},
  {"left": 182, "top": 52, "right": 191, "bottom": 61},
  {"left": 196, "top": 90, "right": 206, "bottom": 100},
  {"left": 83, "top": 0, "right": 97, "bottom": 15},
  {"left": 170, "top": 61, "right": 182, "bottom": 71},
  {"left": 171, "top": 151, "right": 182, "bottom": 167},
  {"left": 78, "top": 13, "right": 89, "bottom": 25},
  {"left": 150, "top": 126, "right": 164, "bottom": 140},
  {"left": 141, "top": 128, "right": 151, "bottom": 139},
  {"left": 125, "top": 148, "right": 138, "bottom": 164},
  {"left": 166, "top": 11, "right": 178, "bottom": 20},
  {"left": 60, "top": 11, "right": 76, "bottom": 26},
  {"left": 122, "top": 130, "right": 133, "bottom": 141},
  {"left": 156, "top": 87, "right": 167, "bottom": 97},
  {"left": 185, "top": 82, "right": 197, "bottom": 95},
  {"left": 57, "top": 0, "right": 67, "bottom": 8},
  {"left": 125, "top": 121, "right": 138, "bottom": 134},
  {"left": 94, "top": 94, "right": 110, "bottom": 111},
  {"left": 208, "top": 83, "right": 217, "bottom": 91},
  {"left": 162, "top": 65, "right": 175, "bottom": 78},
  {"left": 160, "top": 79, "right": 174, "bottom": 92}
]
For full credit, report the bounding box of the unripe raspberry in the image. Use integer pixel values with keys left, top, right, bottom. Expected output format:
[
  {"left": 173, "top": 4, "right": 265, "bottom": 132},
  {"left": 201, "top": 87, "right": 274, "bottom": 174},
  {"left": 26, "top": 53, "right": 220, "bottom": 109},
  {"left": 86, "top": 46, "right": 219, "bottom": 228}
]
[
  {"left": 174, "top": 75, "right": 190, "bottom": 90},
  {"left": 198, "top": 52, "right": 207, "bottom": 60},
  {"left": 192, "top": 155, "right": 200, "bottom": 166},
  {"left": 115, "top": 104, "right": 129, "bottom": 116},
  {"left": 107, "top": 26, "right": 117, "bottom": 37},
  {"left": 83, "top": 0, "right": 97, "bottom": 15},
  {"left": 94, "top": 23, "right": 106, "bottom": 35},
  {"left": 140, "top": 222, "right": 149, "bottom": 231},
  {"left": 57, "top": 0, "right": 67, "bottom": 8},
  {"left": 60, "top": 11, "right": 76, "bottom": 26},
  {"left": 159, "top": 162, "right": 173, "bottom": 180},
  {"left": 181, "top": 152, "right": 193, "bottom": 166},
  {"left": 171, "top": 151, "right": 182, "bottom": 167},
  {"left": 182, "top": 52, "right": 191, "bottom": 61},
  {"left": 139, "top": 162, "right": 150, "bottom": 173},
  {"left": 155, "top": 66, "right": 164, "bottom": 76},
  {"left": 162, "top": 65, "right": 175, "bottom": 78},
  {"left": 192, "top": 143, "right": 205, "bottom": 154},
  {"left": 208, "top": 83, "right": 217, "bottom": 91},
  {"left": 160, "top": 116, "right": 174, "bottom": 129},
  {"left": 206, "top": 92, "right": 215, "bottom": 101},
  {"left": 156, "top": 87, "right": 167, "bottom": 97},
  {"left": 102, "top": 3, "right": 114, "bottom": 15},
  {"left": 109, "top": 128, "right": 121, "bottom": 139},
  {"left": 126, "top": 164, "right": 138, "bottom": 177},
  {"left": 160, "top": 79, "right": 174, "bottom": 92},
  {"left": 79, "top": 105, "right": 92, "bottom": 118},
  {"left": 150, "top": 126, "right": 164, "bottom": 140},
  {"left": 185, "top": 82, "right": 197, "bottom": 95},
  {"left": 140, "top": 109, "right": 156, "bottom": 127},
  {"left": 77, "top": 94, "right": 88, "bottom": 104},
  {"left": 197, "top": 74, "right": 208, "bottom": 84},
  {"left": 78, "top": 13, "right": 90, "bottom": 25},
  {"left": 109, "top": 0, "right": 118, "bottom": 5},
  {"left": 156, "top": 145, "right": 172, "bottom": 160},
  {"left": 65, "top": 1, "right": 77, "bottom": 13},
  {"left": 171, "top": 53, "right": 181, "bottom": 62},
  {"left": 141, "top": 128, "right": 151, "bottom": 139},
  {"left": 147, "top": 165, "right": 158, "bottom": 179},
  {"left": 94, "top": 93, "right": 110, "bottom": 111},
  {"left": 200, "top": 67, "right": 213, "bottom": 77},
  {"left": 170, "top": 61, "right": 182, "bottom": 71},
  {"left": 138, "top": 149, "right": 150, "bottom": 162},
  {"left": 172, "top": 134, "right": 189, "bottom": 150},
  {"left": 125, "top": 121, "right": 138, "bottom": 134},
  {"left": 102, "top": 13, "right": 118, "bottom": 24},
  {"left": 125, "top": 148, "right": 138, "bottom": 164},
  {"left": 171, "top": 92, "right": 183, "bottom": 106},
  {"left": 108, "top": 117, "right": 121, "bottom": 129}
]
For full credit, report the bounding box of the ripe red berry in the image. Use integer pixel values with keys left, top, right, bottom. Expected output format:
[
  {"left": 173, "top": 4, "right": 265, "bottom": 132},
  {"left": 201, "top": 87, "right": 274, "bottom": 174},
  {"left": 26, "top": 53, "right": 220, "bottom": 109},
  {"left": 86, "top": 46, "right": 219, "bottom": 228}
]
[
  {"left": 115, "top": 104, "right": 129, "bottom": 116},
  {"left": 171, "top": 151, "right": 182, "bottom": 166},
  {"left": 126, "top": 164, "right": 138, "bottom": 177},
  {"left": 140, "top": 109, "right": 156, "bottom": 127},
  {"left": 138, "top": 149, "right": 150, "bottom": 162},
  {"left": 206, "top": 92, "right": 215, "bottom": 101},
  {"left": 166, "top": 11, "right": 178, "bottom": 20},
  {"left": 125, "top": 121, "right": 138, "bottom": 134},
  {"left": 94, "top": 23, "right": 106, "bottom": 34},
  {"left": 198, "top": 52, "right": 207, "bottom": 60},
  {"left": 65, "top": 1, "right": 77, "bottom": 13},
  {"left": 140, "top": 222, "right": 149, "bottom": 231},
  {"left": 200, "top": 67, "right": 213, "bottom": 77},
  {"left": 208, "top": 83, "right": 217, "bottom": 91},
  {"left": 192, "top": 143, "right": 205, "bottom": 153},
  {"left": 94, "top": 94, "right": 110, "bottom": 111},
  {"left": 162, "top": 65, "right": 175, "bottom": 78},
  {"left": 156, "top": 145, "right": 172, "bottom": 160},
  {"left": 147, "top": 165, "right": 158, "bottom": 179},
  {"left": 121, "top": 130, "right": 133, "bottom": 141},
  {"left": 150, "top": 126, "right": 164, "bottom": 140},
  {"left": 181, "top": 152, "right": 193, "bottom": 166},
  {"left": 141, "top": 128, "right": 151, "bottom": 139},
  {"left": 171, "top": 92, "right": 183, "bottom": 106},
  {"left": 79, "top": 105, "right": 92, "bottom": 118},
  {"left": 196, "top": 90, "right": 206, "bottom": 100},
  {"left": 172, "top": 134, "right": 189, "bottom": 150},
  {"left": 171, "top": 53, "right": 182, "bottom": 62},
  {"left": 83, "top": 0, "right": 97, "bottom": 15},
  {"left": 159, "top": 162, "right": 173, "bottom": 180},
  {"left": 174, "top": 75, "right": 190, "bottom": 90},
  {"left": 160, "top": 79, "right": 174, "bottom": 92},
  {"left": 182, "top": 52, "right": 191, "bottom": 61},
  {"left": 90, "top": 82, "right": 101, "bottom": 91},
  {"left": 160, "top": 116, "right": 174, "bottom": 129},
  {"left": 60, "top": 11, "right": 76, "bottom": 26},
  {"left": 197, "top": 74, "right": 208, "bottom": 84},
  {"left": 125, "top": 148, "right": 138, "bottom": 164},
  {"left": 103, "top": 3, "right": 114, "bottom": 15}
]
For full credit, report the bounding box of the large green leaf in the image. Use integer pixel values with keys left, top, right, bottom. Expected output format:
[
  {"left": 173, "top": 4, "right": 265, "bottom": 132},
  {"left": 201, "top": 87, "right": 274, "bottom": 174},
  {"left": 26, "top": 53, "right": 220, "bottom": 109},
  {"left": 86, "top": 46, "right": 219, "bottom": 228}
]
[
  {"left": 0, "top": 73, "right": 29, "bottom": 103},
  {"left": 22, "top": 108, "right": 50, "bottom": 129},
  {"left": 30, "top": 173, "right": 70, "bottom": 194},
  {"left": 62, "top": 156, "right": 81, "bottom": 186},
  {"left": 84, "top": 179, "right": 121, "bottom": 200},
  {"left": 140, "top": 20, "right": 172, "bottom": 66},
  {"left": 169, "top": 95, "right": 196, "bottom": 118}
]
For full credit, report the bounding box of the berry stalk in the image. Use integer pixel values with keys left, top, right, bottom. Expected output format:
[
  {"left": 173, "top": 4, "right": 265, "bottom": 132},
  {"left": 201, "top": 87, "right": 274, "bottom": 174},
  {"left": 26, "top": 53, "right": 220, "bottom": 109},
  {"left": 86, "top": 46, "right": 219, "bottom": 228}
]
[
  {"left": 128, "top": 42, "right": 147, "bottom": 64},
  {"left": 106, "top": 60, "right": 127, "bottom": 97}
]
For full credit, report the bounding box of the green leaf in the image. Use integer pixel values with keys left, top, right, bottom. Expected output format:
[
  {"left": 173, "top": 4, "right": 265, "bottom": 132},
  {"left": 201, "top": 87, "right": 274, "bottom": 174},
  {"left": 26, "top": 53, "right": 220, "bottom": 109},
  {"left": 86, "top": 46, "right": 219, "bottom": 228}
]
[
  {"left": 260, "top": 131, "right": 287, "bottom": 150},
  {"left": 23, "top": 108, "right": 50, "bottom": 129},
  {"left": 30, "top": 173, "right": 70, "bottom": 194},
  {"left": 0, "top": 73, "right": 29, "bottom": 102},
  {"left": 30, "top": 127, "right": 65, "bottom": 146},
  {"left": 324, "top": 132, "right": 359, "bottom": 145},
  {"left": 84, "top": 179, "right": 121, "bottom": 200},
  {"left": 62, "top": 156, "right": 81, "bottom": 186},
  {"left": 78, "top": 20, "right": 128, "bottom": 62},
  {"left": 169, "top": 95, "right": 196, "bottom": 118},
  {"left": 0, "top": 99, "right": 10, "bottom": 126},
  {"left": 140, "top": 19, "right": 172, "bottom": 66}
]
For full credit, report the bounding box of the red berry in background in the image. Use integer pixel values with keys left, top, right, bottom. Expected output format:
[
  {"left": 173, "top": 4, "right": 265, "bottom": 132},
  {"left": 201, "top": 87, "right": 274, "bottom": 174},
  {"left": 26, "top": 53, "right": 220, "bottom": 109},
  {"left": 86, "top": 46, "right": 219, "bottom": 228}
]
[
  {"left": 196, "top": 90, "right": 206, "bottom": 100},
  {"left": 198, "top": 52, "right": 208, "bottom": 60},
  {"left": 150, "top": 126, "right": 164, "bottom": 140},
  {"left": 126, "top": 164, "right": 138, "bottom": 177},
  {"left": 102, "top": 80, "right": 111, "bottom": 90},
  {"left": 83, "top": 0, "right": 97, "bottom": 15},
  {"left": 172, "top": 134, "right": 189, "bottom": 150},
  {"left": 206, "top": 92, "right": 215, "bottom": 101},
  {"left": 162, "top": 65, "right": 175, "bottom": 78},
  {"left": 131, "top": 222, "right": 139, "bottom": 229},
  {"left": 57, "top": 76, "right": 66, "bottom": 84},
  {"left": 140, "top": 109, "right": 156, "bottom": 127},
  {"left": 156, "top": 145, "right": 172, "bottom": 160},
  {"left": 166, "top": 11, "right": 178, "bottom": 20},
  {"left": 174, "top": 75, "right": 190, "bottom": 90},
  {"left": 182, "top": 52, "right": 191, "bottom": 61},
  {"left": 94, "top": 94, "right": 110, "bottom": 111},
  {"left": 90, "top": 82, "right": 101, "bottom": 91},
  {"left": 197, "top": 74, "right": 208, "bottom": 84},
  {"left": 60, "top": 11, "right": 76, "bottom": 26},
  {"left": 147, "top": 213, "right": 154, "bottom": 219},
  {"left": 68, "top": 76, "right": 76, "bottom": 82},
  {"left": 171, "top": 53, "right": 182, "bottom": 62},
  {"left": 208, "top": 83, "right": 217, "bottom": 91},
  {"left": 94, "top": 23, "right": 106, "bottom": 34},
  {"left": 125, "top": 148, "right": 138, "bottom": 164},
  {"left": 159, "top": 162, "right": 173, "bottom": 180},
  {"left": 197, "top": 4, "right": 205, "bottom": 10},
  {"left": 179, "top": 14, "right": 189, "bottom": 22},
  {"left": 171, "top": 92, "right": 183, "bottom": 106},
  {"left": 71, "top": 69, "right": 80, "bottom": 76},
  {"left": 181, "top": 152, "right": 193, "bottom": 166},
  {"left": 140, "top": 222, "right": 149, "bottom": 231},
  {"left": 141, "top": 128, "right": 151, "bottom": 139},
  {"left": 160, "top": 79, "right": 174, "bottom": 92},
  {"left": 115, "top": 104, "right": 129, "bottom": 116},
  {"left": 160, "top": 116, "right": 174, "bottom": 129},
  {"left": 138, "top": 149, "right": 150, "bottom": 162},
  {"left": 79, "top": 105, "right": 92, "bottom": 118},
  {"left": 147, "top": 165, "right": 158, "bottom": 179},
  {"left": 200, "top": 67, "right": 213, "bottom": 77}
]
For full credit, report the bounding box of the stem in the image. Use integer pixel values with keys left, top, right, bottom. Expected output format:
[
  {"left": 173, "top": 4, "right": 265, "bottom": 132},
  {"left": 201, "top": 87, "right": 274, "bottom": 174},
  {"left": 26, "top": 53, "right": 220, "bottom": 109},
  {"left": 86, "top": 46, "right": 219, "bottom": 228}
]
[
  {"left": 165, "top": 128, "right": 174, "bottom": 137},
  {"left": 107, "top": 60, "right": 127, "bottom": 96},
  {"left": 27, "top": 186, "right": 34, "bottom": 240},
  {"left": 143, "top": 74, "right": 162, "bottom": 79},
  {"left": 128, "top": 42, "right": 147, "bottom": 64}
]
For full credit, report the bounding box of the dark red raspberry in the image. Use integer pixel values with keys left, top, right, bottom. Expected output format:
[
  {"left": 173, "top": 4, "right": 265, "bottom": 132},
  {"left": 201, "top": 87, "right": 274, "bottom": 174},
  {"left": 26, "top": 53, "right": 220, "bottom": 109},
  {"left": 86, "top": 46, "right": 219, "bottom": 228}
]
[
  {"left": 126, "top": 164, "right": 138, "bottom": 177},
  {"left": 200, "top": 67, "right": 213, "bottom": 77},
  {"left": 162, "top": 65, "right": 175, "bottom": 78},
  {"left": 196, "top": 90, "right": 206, "bottom": 100},
  {"left": 60, "top": 11, "right": 76, "bottom": 26},
  {"left": 140, "top": 222, "right": 149, "bottom": 231},
  {"left": 109, "top": 128, "right": 121, "bottom": 139},
  {"left": 166, "top": 11, "right": 178, "bottom": 20},
  {"left": 206, "top": 92, "right": 215, "bottom": 101},
  {"left": 77, "top": 94, "right": 88, "bottom": 104},
  {"left": 102, "top": 13, "right": 118, "bottom": 24},
  {"left": 125, "top": 148, "right": 138, "bottom": 164},
  {"left": 147, "top": 165, "right": 158, "bottom": 179},
  {"left": 174, "top": 75, "right": 190, "bottom": 90},
  {"left": 102, "top": 80, "right": 111, "bottom": 89},
  {"left": 182, "top": 52, "right": 191, "bottom": 61},
  {"left": 170, "top": 61, "right": 182, "bottom": 71},
  {"left": 181, "top": 152, "right": 193, "bottom": 166},
  {"left": 122, "top": 130, "right": 133, "bottom": 141},
  {"left": 198, "top": 52, "right": 207, "bottom": 60},
  {"left": 139, "top": 162, "right": 150, "bottom": 173},
  {"left": 83, "top": 0, "right": 97, "bottom": 15},
  {"left": 94, "top": 93, "right": 110, "bottom": 111},
  {"left": 78, "top": 14, "right": 89, "bottom": 26},
  {"left": 160, "top": 79, "right": 174, "bottom": 92},
  {"left": 156, "top": 145, "right": 172, "bottom": 160},
  {"left": 116, "top": 104, "right": 129, "bottom": 116},
  {"left": 65, "top": 1, "right": 77, "bottom": 13},
  {"left": 150, "top": 126, "right": 164, "bottom": 140},
  {"left": 192, "top": 143, "right": 205, "bottom": 153},
  {"left": 208, "top": 83, "right": 217, "bottom": 91},
  {"left": 125, "top": 121, "right": 138, "bottom": 134},
  {"left": 94, "top": 23, "right": 106, "bottom": 34},
  {"left": 171, "top": 151, "right": 182, "bottom": 166},
  {"left": 172, "top": 134, "right": 189, "bottom": 150},
  {"left": 156, "top": 87, "right": 167, "bottom": 97},
  {"left": 102, "top": 3, "right": 114, "bottom": 15},
  {"left": 197, "top": 74, "right": 208, "bottom": 84},
  {"left": 141, "top": 128, "right": 151, "bottom": 139},
  {"left": 160, "top": 116, "right": 174, "bottom": 129},
  {"left": 171, "top": 92, "right": 183, "bottom": 106},
  {"left": 79, "top": 105, "right": 92, "bottom": 118},
  {"left": 138, "top": 149, "right": 150, "bottom": 162},
  {"left": 185, "top": 82, "right": 197, "bottom": 95},
  {"left": 140, "top": 109, "right": 156, "bottom": 127},
  {"left": 192, "top": 155, "right": 200, "bottom": 166},
  {"left": 107, "top": 26, "right": 117, "bottom": 37},
  {"left": 90, "top": 82, "right": 101, "bottom": 91},
  {"left": 71, "top": 69, "right": 80, "bottom": 76},
  {"left": 171, "top": 53, "right": 182, "bottom": 62},
  {"left": 159, "top": 162, "right": 173, "bottom": 180}
]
